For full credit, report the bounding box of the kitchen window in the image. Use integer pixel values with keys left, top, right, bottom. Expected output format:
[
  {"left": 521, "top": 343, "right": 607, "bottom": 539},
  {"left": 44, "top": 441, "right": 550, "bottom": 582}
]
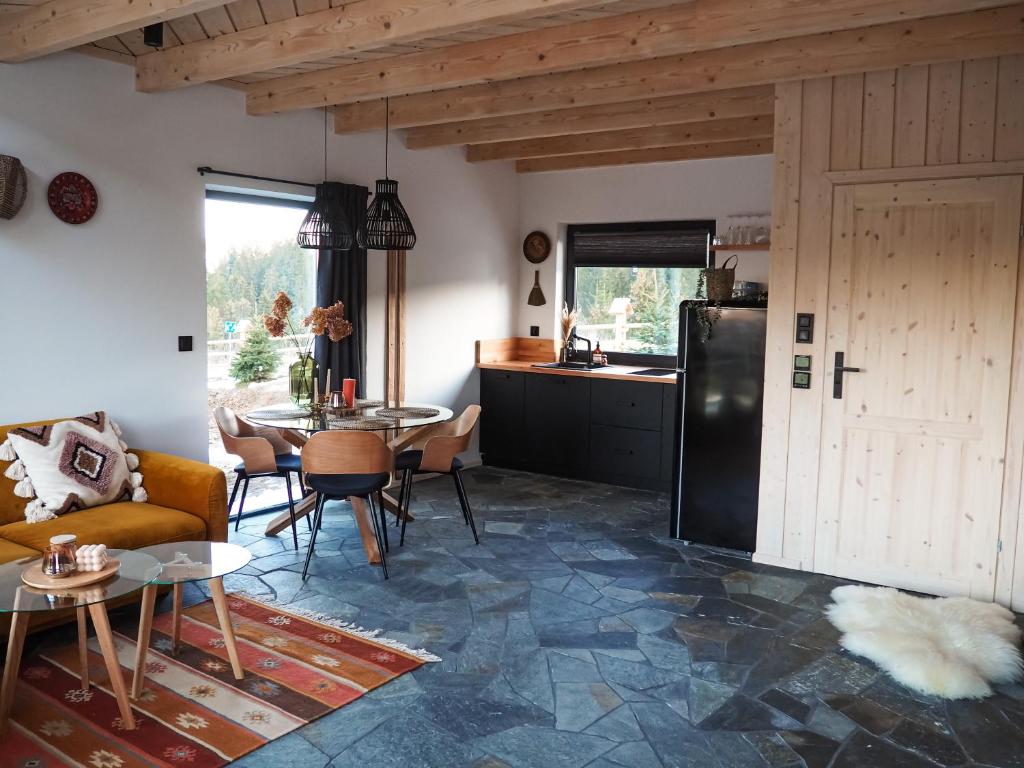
[{"left": 565, "top": 220, "right": 714, "bottom": 366}]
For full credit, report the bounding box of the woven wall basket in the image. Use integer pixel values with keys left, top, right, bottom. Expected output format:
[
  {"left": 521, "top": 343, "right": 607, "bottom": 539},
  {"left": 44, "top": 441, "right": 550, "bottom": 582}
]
[
  {"left": 705, "top": 254, "right": 738, "bottom": 302},
  {"left": 0, "top": 155, "right": 27, "bottom": 220}
]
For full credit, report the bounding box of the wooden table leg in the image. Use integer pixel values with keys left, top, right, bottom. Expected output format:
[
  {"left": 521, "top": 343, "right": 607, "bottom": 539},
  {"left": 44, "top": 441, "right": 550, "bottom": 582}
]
[
  {"left": 171, "top": 582, "right": 183, "bottom": 656},
  {"left": 264, "top": 492, "right": 317, "bottom": 537},
  {"left": 76, "top": 607, "right": 90, "bottom": 689},
  {"left": 132, "top": 584, "right": 157, "bottom": 699},
  {"left": 209, "top": 578, "right": 244, "bottom": 680},
  {"left": 350, "top": 495, "right": 383, "bottom": 565},
  {"left": 0, "top": 611, "right": 29, "bottom": 738},
  {"left": 88, "top": 602, "right": 135, "bottom": 730}
]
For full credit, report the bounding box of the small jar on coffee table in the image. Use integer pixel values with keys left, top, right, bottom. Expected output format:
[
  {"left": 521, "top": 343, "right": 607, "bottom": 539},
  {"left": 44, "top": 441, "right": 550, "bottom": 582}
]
[{"left": 131, "top": 541, "right": 252, "bottom": 698}]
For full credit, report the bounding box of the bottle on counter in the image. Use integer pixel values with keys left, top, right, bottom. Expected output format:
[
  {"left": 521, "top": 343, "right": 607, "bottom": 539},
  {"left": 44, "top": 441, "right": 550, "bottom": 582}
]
[{"left": 593, "top": 341, "right": 603, "bottom": 365}]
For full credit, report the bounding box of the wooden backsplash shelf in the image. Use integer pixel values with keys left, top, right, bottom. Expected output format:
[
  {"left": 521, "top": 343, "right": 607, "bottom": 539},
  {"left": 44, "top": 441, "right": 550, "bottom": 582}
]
[{"left": 476, "top": 337, "right": 557, "bottom": 364}]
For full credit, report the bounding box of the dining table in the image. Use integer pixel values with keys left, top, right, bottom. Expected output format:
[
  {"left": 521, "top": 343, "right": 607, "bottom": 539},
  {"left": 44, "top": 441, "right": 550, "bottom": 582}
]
[{"left": 244, "top": 399, "right": 454, "bottom": 566}]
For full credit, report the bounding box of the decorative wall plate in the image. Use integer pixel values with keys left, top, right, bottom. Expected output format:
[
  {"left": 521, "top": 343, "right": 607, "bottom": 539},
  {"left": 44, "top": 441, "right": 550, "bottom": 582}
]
[
  {"left": 523, "top": 230, "right": 551, "bottom": 264},
  {"left": 47, "top": 172, "right": 98, "bottom": 224}
]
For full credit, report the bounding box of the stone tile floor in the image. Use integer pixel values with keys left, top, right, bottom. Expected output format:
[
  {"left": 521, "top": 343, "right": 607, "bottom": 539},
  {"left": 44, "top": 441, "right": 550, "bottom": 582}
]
[{"left": 36, "top": 466, "right": 1024, "bottom": 767}]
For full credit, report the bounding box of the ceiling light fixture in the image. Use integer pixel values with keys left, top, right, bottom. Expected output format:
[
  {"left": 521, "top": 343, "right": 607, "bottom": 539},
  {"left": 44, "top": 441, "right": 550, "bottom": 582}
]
[
  {"left": 297, "top": 107, "right": 354, "bottom": 251},
  {"left": 358, "top": 97, "right": 416, "bottom": 251}
]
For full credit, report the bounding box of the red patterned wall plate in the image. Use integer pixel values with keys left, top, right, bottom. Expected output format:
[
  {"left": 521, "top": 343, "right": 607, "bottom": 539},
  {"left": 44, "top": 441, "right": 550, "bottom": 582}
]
[{"left": 47, "top": 172, "right": 98, "bottom": 224}]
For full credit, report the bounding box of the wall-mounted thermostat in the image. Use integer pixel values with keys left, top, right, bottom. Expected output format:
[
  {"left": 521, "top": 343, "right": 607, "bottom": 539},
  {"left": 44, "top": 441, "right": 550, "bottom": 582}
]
[
  {"left": 794, "top": 354, "right": 812, "bottom": 371},
  {"left": 795, "top": 313, "right": 814, "bottom": 344},
  {"left": 793, "top": 371, "right": 811, "bottom": 389}
]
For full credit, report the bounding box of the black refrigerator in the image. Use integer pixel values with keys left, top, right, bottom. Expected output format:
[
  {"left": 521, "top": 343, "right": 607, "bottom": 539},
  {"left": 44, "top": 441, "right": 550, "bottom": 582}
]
[{"left": 670, "top": 301, "right": 767, "bottom": 551}]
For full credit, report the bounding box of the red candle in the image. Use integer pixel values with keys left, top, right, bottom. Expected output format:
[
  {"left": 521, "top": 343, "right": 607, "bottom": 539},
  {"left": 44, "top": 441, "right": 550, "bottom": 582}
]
[{"left": 343, "top": 378, "right": 357, "bottom": 408}]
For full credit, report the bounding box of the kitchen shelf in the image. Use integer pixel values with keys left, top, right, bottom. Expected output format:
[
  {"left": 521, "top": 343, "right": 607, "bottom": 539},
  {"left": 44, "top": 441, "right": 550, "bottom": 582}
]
[{"left": 712, "top": 243, "right": 771, "bottom": 251}]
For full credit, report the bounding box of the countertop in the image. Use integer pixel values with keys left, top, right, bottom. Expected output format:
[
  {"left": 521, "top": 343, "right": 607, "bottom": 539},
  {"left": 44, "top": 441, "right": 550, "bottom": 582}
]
[{"left": 477, "top": 359, "right": 676, "bottom": 384}]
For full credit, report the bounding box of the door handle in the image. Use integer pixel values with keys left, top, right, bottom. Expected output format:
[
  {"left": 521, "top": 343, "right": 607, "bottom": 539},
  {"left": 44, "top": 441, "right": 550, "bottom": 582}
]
[{"left": 833, "top": 351, "right": 862, "bottom": 399}]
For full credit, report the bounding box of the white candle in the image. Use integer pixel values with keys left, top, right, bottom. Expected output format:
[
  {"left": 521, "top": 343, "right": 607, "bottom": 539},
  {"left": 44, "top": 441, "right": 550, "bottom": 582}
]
[
  {"left": 313, "top": 372, "right": 319, "bottom": 402},
  {"left": 326, "top": 368, "right": 331, "bottom": 394}
]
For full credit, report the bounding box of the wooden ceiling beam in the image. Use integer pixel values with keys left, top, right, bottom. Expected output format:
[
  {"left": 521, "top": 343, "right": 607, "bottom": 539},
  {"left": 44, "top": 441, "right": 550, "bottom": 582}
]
[
  {"left": 334, "top": 5, "right": 1024, "bottom": 132},
  {"left": 404, "top": 86, "right": 774, "bottom": 149},
  {"left": 515, "top": 139, "right": 774, "bottom": 173},
  {"left": 467, "top": 115, "right": 774, "bottom": 162},
  {"left": 247, "top": 0, "right": 1011, "bottom": 115},
  {"left": 0, "top": 0, "right": 229, "bottom": 62},
  {"left": 134, "top": 0, "right": 611, "bottom": 92}
]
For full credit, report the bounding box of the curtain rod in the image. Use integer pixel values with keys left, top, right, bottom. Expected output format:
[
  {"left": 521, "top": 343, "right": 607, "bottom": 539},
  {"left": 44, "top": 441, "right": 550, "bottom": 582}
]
[{"left": 196, "top": 166, "right": 317, "bottom": 189}]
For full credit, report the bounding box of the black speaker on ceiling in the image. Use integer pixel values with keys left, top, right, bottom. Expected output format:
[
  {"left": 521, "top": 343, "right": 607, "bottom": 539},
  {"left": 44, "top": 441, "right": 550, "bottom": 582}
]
[{"left": 143, "top": 23, "right": 164, "bottom": 48}]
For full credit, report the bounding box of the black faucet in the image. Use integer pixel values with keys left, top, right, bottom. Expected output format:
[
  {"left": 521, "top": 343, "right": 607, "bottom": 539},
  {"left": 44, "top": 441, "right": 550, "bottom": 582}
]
[{"left": 570, "top": 329, "right": 593, "bottom": 367}]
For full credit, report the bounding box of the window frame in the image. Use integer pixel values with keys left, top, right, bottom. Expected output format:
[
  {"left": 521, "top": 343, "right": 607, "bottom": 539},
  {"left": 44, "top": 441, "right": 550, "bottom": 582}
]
[{"left": 564, "top": 219, "right": 716, "bottom": 367}]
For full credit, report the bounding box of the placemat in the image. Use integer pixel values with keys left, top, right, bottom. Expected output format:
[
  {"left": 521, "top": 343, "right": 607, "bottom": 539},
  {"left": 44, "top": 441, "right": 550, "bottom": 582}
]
[
  {"left": 356, "top": 399, "right": 385, "bottom": 408},
  {"left": 246, "top": 407, "right": 311, "bottom": 420},
  {"left": 376, "top": 407, "right": 441, "bottom": 418},
  {"left": 328, "top": 417, "right": 398, "bottom": 430}
]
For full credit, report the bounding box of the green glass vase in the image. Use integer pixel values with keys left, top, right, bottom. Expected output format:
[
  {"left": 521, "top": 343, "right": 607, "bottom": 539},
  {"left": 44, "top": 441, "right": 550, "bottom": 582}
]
[{"left": 289, "top": 354, "right": 319, "bottom": 407}]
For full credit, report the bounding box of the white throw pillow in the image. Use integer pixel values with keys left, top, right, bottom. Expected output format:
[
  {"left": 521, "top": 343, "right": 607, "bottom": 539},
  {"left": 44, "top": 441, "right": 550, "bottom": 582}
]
[{"left": 0, "top": 411, "right": 147, "bottom": 523}]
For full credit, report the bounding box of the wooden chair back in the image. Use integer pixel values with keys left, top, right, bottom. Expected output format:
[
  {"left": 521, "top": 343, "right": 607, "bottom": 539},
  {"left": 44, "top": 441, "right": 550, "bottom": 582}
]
[
  {"left": 214, "top": 406, "right": 281, "bottom": 474},
  {"left": 301, "top": 430, "right": 395, "bottom": 479},
  {"left": 419, "top": 405, "right": 481, "bottom": 473}
]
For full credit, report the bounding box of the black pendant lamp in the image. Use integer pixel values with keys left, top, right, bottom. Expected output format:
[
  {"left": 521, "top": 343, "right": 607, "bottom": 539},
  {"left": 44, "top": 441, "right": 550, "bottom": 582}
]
[
  {"left": 298, "top": 108, "right": 354, "bottom": 251},
  {"left": 358, "top": 98, "right": 416, "bottom": 251}
]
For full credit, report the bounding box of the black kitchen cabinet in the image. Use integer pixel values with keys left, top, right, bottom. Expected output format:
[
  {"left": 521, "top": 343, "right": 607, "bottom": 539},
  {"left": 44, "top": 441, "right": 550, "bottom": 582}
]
[
  {"left": 524, "top": 374, "right": 590, "bottom": 478},
  {"left": 479, "top": 368, "right": 674, "bottom": 491},
  {"left": 479, "top": 369, "right": 526, "bottom": 468}
]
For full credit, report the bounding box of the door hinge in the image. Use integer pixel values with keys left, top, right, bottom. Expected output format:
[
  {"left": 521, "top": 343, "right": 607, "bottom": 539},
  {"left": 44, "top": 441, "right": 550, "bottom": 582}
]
[{"left": 997, "top": 539, "right": 1004, "bottom": 553}]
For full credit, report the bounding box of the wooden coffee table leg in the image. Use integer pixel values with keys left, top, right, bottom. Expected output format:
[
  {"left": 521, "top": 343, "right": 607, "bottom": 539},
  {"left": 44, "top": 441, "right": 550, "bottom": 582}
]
[
  {"left": 171, "top": 582, "right": 183, "bottom": 655},
  {"left": 350, "top": 496, "right": 383, "bottom": 565},
  {"left": 88, "top": 601, "right": 135, "bottom": 730},
  {"left": 132, "top": 584, "right": 157, "bottom": 699},
  {"left": 209, "top": 578, "right": 243, "bottom": 680},
  {"left": 0, "top": 611, "right": 29, "bottom": 738},
  {"left": 76, "top": 607, "right": 90, "bottom": 689}
]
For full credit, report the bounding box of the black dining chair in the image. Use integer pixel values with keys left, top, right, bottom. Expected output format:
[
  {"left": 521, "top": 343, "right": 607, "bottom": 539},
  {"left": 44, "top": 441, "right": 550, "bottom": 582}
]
[
  {"left": 215, "top": 406, "right": 309, "bottom": 550},
  {"left": 393, "top": 404, "right": 481, "bottom": 547},
  {"left": 300, "top": 430, "right": 394, "bottom": 580}
]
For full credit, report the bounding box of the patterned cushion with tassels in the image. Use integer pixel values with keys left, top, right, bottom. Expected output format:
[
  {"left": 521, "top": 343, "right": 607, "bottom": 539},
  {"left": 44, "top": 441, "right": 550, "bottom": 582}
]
[{"left": 0, "top": 411, "right": 147, "bottom": 523}]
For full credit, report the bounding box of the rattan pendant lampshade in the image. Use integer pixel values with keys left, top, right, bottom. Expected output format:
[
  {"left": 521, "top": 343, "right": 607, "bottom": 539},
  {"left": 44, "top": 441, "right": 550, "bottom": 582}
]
[
  {"left": 298, "top": 108, "right": 353, "bottom": 251},
  {"left": 358, "top": 98, "right": 416, "bottom": 251}
]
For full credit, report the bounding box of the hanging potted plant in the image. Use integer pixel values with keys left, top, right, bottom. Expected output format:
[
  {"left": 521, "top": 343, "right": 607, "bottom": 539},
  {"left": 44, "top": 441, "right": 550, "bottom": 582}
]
[
  {"left": 682, "top": 270, "right": 723, "bottom": 344},
  {"left": 263, "top": 292, "right": 353, "bottom": 406}
]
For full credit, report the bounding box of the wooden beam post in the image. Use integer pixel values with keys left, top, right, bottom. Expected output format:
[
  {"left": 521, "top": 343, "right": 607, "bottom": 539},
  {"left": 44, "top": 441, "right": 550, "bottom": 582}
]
[
  {"left": 467, "top": 115, "right": 773, "bottom": 162},
  {"left": 332, "top": 6, "right": 1024, "bottom": 131},
  {"left": 247, "top": 0, "right": 1015, "bottom": 115},
  {"left": 405, "top": 86, "right": 775, "bottom": 149},
  {"left": 134, "top": 0, "right": 612, "bottom": 92},
  {"left": 514, "top": 138, "right": 774, "bottom": 173},
  {"left": 385, "top": 250, "right": 406, "bottom": 403},
  {"left": 0, "top": 0, "right": 230, "bottom": 62}
]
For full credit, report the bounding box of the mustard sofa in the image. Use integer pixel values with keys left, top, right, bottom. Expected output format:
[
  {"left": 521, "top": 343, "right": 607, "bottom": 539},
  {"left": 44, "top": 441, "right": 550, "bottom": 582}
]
[{"left": 0, "top": 417, "right": 228, "bottom": 632}]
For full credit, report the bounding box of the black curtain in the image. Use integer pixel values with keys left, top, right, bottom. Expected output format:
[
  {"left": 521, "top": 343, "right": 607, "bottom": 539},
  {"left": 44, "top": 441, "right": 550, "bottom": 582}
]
[{"left": 315, "top": 182, "right": 369, "bottom": 398}]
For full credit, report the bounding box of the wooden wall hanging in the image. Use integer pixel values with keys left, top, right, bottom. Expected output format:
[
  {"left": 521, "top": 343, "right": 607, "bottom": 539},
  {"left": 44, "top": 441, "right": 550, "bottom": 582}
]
[{"left": 0, "top": 155, "right": 27, "bottom": 220}]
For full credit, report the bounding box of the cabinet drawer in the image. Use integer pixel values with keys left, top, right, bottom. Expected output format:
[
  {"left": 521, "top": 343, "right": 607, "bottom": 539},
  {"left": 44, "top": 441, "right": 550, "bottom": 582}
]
[
  {"left": 480, "top": 369, "right": 525, "bottom": 465},
  {"left": 590, "top": 379, "right": 662, "bottom": 431},
  {"left": 590, "top": 424, "right": 661, "bottom": 480}
]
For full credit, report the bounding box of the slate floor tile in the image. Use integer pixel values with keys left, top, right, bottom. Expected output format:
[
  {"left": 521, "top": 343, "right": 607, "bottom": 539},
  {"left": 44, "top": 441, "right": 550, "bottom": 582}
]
[{"left": 54, "top": 465, "right": 1020, "bottom": 767}]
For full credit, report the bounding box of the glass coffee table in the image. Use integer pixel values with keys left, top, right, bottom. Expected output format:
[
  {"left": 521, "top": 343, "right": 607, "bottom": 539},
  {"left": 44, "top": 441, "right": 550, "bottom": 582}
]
[
  {"left": 131, "top": 541, "right": 252, "bottom": 698},
  {"left": 0, "top": 548, "right": 161, "bottom": 736}
]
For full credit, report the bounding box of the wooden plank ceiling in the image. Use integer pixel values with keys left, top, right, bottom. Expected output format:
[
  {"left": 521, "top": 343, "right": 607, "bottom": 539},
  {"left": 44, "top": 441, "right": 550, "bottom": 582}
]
[{"left": 2, "top": 0, "right": 1022, "bottom": 172}]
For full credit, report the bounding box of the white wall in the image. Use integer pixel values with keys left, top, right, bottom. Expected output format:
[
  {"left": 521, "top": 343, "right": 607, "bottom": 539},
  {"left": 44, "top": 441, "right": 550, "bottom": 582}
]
[
  {"left": 0, "top": 53, "right": 518, "bottom": 460},
  {"left": 516, "top": 156, "right": 774, "bottom": 338}
]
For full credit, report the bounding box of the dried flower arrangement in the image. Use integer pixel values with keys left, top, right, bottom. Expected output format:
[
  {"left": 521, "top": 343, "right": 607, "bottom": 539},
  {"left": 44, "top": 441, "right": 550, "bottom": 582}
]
[
  {"left": 264, "top": 291, "right": 354, "bottom": 358},
  {"left": 560, "top": 302, "right": 578, "bottom": 345}
]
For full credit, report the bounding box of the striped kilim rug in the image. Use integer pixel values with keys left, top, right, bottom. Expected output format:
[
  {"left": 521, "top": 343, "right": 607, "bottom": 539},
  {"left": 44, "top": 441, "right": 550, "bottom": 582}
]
[{"left": 4, "top": 595, "right": 438, "bottom": 766}]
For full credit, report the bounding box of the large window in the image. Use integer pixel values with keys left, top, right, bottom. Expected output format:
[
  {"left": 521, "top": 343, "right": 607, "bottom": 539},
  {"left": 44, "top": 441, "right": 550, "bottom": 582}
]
[{"left": 565, "top": 220, "right": 714, "bottom": 365}]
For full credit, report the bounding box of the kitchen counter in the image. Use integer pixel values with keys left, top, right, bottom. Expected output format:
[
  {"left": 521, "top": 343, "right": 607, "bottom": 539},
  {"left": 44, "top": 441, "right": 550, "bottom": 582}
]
[
  {"left": 475, "top": 337, "right": 676, "bottom": 384},
  {"left": 476, "top": 359, "right": 676, "bottom": 384}
]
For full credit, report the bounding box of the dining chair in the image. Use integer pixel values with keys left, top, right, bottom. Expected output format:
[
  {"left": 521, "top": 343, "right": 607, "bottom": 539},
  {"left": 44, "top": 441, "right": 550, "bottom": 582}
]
[
  {"left": 300, "top": 430, "right": 394, "bottom": 580},
  {"left": 214, "top": 406, "right": 306, "bottom": 550},
  {"left": 393, "top": 405, "right": 481, "bottom": 547}
]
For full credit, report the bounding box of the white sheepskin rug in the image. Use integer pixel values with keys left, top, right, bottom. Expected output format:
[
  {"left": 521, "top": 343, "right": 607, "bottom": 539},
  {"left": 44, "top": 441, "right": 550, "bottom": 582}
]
[{"left": 826, "top": 585, "right": 1023, "bottom": 699}]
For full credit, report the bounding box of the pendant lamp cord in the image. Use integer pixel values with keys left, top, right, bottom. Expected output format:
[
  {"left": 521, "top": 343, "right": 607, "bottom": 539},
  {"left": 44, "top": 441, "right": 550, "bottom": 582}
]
[
  {"left": 323, "top": 106, "right": 328, "bottom": 180},
  {"left": 384, "top": 97, "right": 390, "bottom": 180}
]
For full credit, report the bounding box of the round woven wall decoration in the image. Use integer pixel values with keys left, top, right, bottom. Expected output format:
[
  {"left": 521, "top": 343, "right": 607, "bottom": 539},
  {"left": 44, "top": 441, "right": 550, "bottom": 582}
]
[
  {"left": 47, "top": 171, "right": 98, "bottom": 225},
  {"left": 0, "top": 155, "right": 28, "bottom": 220}
]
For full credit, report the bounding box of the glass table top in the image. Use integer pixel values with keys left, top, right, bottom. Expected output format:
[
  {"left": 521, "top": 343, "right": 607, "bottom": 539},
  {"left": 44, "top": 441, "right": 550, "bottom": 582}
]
[
  {"left": 245, "top": 400, "right": 454, "bottom": 433},
  {"left": 135, "top": 541, "right": 252, "bottom": 584},
  {"left": 0, "top": 549, "right": 161, "bottom": 614}
]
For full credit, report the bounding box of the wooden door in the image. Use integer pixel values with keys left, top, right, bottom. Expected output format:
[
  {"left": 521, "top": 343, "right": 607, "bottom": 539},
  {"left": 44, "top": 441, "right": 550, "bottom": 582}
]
[{"left": 815, "top": 176, "right": 1023, "bottom": 599}]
